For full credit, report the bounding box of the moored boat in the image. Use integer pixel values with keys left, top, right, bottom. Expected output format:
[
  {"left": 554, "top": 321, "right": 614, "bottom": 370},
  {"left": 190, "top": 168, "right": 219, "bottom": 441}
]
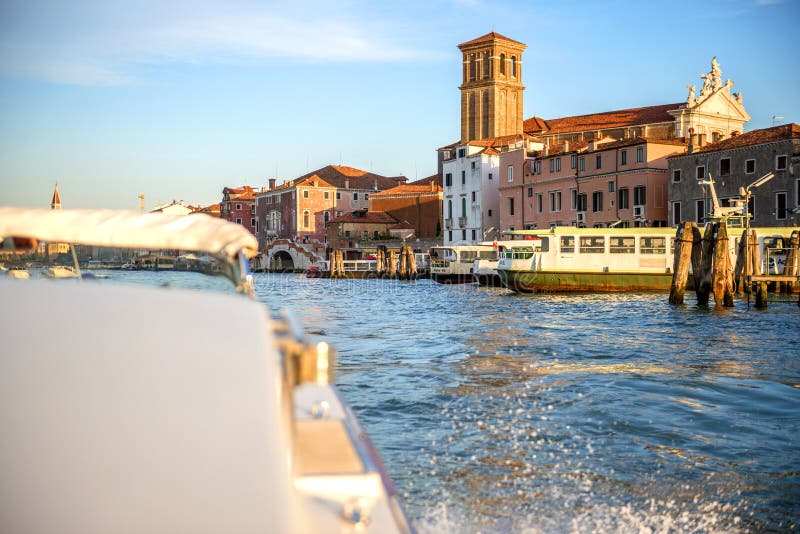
[
  {"left": 429, "top": 244, "right": 495, "bottom": 284},
  {"left": 497, "top": 227, "right": 677, "bottom": 293},
  {"left": 0, "top": 207, "right": 412, "bottom": 533}
]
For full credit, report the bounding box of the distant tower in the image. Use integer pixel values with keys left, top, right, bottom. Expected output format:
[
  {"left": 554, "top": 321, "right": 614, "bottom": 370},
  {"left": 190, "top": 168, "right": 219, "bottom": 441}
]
[
  {"left": 458, "top": 32, "right": 527, "bottom": 142},
  {"left": 51, "top": 183, "right": 62, "bottom": 210}
]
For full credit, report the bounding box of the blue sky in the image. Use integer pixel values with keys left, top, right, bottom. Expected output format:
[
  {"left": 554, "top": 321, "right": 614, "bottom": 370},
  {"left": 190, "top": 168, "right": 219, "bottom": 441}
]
[{"left": 1, "top": 0, "right": 798, "bottom": 209}]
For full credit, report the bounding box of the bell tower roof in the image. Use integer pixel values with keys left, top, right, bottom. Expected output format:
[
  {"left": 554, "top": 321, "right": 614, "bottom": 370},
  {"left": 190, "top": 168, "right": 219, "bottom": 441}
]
[
  {"left": 458, "top": 32, "right": 525, "bottom": 49},
  {"left": 51, "top": 183, "right": 62, "bottom": 210}
]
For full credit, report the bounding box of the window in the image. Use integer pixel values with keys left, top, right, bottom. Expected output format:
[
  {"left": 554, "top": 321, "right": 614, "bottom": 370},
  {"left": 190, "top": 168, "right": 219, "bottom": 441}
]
[
  {"left": 303, "top": 190, "right": 309, "bottom": 198},
  {"left": 508, "top": 165, "right": 514, "bottom": 182},
  {"left": 571, "top": 155, "right": 577, "bottom": 169},
  {"left": 577, "top": 193, "right": 587, "bottom": 212},
  {"left": 324, "top": 191, "right": 330, "bottom": 199},
  {"left": 487, "top": 209, "right": 492, "bottom": 217},
  {"left": 695, "top": 199, "right": 705, "bottom": 223},
  {"left": 549, "top": 159, "right": 555, "bottom": 172},
  {"left": 445, "top": 173, "right": 452, "bottom": 186},
  {"left": 462, "top": 198, "right": 467, "bottom": 216},
  {"left": 527, "top": 187, "right": 533, "bottom": 197},
  {"left": 720, "top": 158, "right": 731, "bottom": 177},
  {"left": 472, "top": 229, "right": 477, "bottom": 240},
  {"left": 745, "top": 159, "right": 755, "bottom": 174},
  {"left": 618, "top": 188, "right": 629, "bottom": 210},
  {"left": 251, "top": 218, "right": 257, "bottom": 230},
  {"left": 633, "top": 186, "right": 646, "bottom": 206},
  {"left": 560, "top": 236, "right": 575, "bottom": 253},
  {"left": 500, "top": 53, "right": 506, "bottom": 75},
  {"left": 324, "top": 211, "right": 330, "bottom": 225},
  {"left": 482, "top": 51, "right": 489, "bottom": 78},
  {"left": 640, "top": 237, "right": 666, "bottom": 254},
  {"left": 448, "top": 231, "right": 452, "bottom": 241},
  {"left": 672, "top": 169, "right": 681, "bottom": 182},
  {"left": 608, "top": 181, "right": 615, "bottom": 193},
  {"left": 592, "top": 191, "right": 603, "bottom": 212},
  {"left": 462, "top": 230, "right": 467, "bottom": 240},
  {"left": 458, "top": 148, "right": 466, "bottom": 158},
  {"left": 696, "top": 165, "right": 705, "bottom": 180},
  {"left": 610, "top": 237, "right": 635, "bottom": 253},
  {"left": 556, "top": 158, "right": 561, "bottom": 172},
  {"left": 596, "top": 155, "right": 602, "bottom": 169},
  {"left": 579, "top": 157, "right": 585, "bottom": 172},
  {"left": 303, "top": 210, "right": 310, "bottom": 228},
  {"left": 365, "top": 194, "right": 369, "bottom": 200},
  {"left": 345, "top": 230, "right": 351, "bottom": 238},
  {"left": 509, "top": 197, "right": 515, "bottom": 216},
  {"left": 471, "top": 191, "right": 476, "bottom": 203},
  {"left": 580, "top": 236, "right": 605, "bottom": 253},
  {"left": 776, "top": 192, "right": 787, "bottom": 219},
  {"left": 447, "top": 200, "right": 452, "bottom": 219},
  {"left": 636, "top": 147, "right": 644, "bottom": 163},
  {"left": 336, "top": 192, "right": 341, "bottom": 199},
  {"left": 776, "top": 155, "right": 788, "bottom": 170},
  {"left": 251, "top": 205, "right": 256, "bottom": 214},
  {"left": 511, "top": 56, "right": 517, "bottom": 77},
  {"left": 236, "top": 203, "right": 242, "bottom": 210},
  {"left": 353, "top": 193, "right": 359, "bottom": 200},
  {"left": 462, "top": 171, "right": 466, "bottom": 184},
  {"left": 672, "top": 201, "right": 681, "bottom": 225},
  {"left": 533, "top": 193, "right": 541, "bottom": 213},
  {"left": 535, "top": 161, "right": 542, "bottom": 174},
  {"left": 471, "top": 161, "right": 476, "bottom": 170},
  {"left": 571, "top": 189, "right": 577, "bottom": 210},
  {"left": 236, "top": 218, "right": 242, "bottom": 224},
  {"left": 488, "top": 172, "right": 493, "bottom": 180},
  {"left": 549, "top": 191, "right": 562, "bottom": 212},
  {"left": 621, "top": 150, "right": 627, "bottom": 165}
]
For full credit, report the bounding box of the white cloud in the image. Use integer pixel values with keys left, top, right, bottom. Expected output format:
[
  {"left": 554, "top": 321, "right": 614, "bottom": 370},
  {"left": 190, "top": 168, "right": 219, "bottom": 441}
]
[{"left": 0, "top": 0, "right": 431, "bottom": 85}]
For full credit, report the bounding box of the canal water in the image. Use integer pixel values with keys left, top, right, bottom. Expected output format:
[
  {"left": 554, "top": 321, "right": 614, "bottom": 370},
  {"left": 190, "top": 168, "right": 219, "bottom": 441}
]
[{"left": 253, "top": 274, "right": 799, "bottom": 533}]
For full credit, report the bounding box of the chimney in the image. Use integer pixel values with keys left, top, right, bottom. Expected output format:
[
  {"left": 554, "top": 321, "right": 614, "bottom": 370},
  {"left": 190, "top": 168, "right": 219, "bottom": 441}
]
[
  {"left": 698, "top": 133, "right": 706, "bottom": 147},
  {"left": 563, "top": 140, "right": 570, "bottom": 152},
  {"left": 345, "top": 179, "right": 350, "bottom": 189},
  {"left": 430, "top": 180, "right": 437, "bottom": 192},
  {"left": 269, "top": 178, "right": 276, "bottom": 190}
]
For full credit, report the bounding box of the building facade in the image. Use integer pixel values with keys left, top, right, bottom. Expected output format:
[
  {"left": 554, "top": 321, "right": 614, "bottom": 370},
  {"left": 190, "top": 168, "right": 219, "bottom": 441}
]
[
  {"left": 221, "top": 186, "right": 260, "bottom": 236},
  {"left": 368, "top": 177, "right": 443, "bottom": 240},
  {"left": 668, "top": 124, "right": 800, "bottom": 227}
]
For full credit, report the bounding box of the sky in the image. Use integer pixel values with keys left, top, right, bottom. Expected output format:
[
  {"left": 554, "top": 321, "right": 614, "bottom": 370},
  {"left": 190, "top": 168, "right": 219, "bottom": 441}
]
[{"left": 1, "top": 0, "right": 798, "bottom": 210}]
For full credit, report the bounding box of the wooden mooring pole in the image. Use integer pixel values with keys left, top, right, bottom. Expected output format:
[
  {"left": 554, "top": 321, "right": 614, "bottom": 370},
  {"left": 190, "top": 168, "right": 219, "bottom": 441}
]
[
  {"left": 780, "top": 230, "right": 799, "bottom": 295},
  {"left": 711, "top": 222, "right": 735, "bottom": 307},
  {"left": 669, "top": 221, "right": 695, "bottom": 305}
]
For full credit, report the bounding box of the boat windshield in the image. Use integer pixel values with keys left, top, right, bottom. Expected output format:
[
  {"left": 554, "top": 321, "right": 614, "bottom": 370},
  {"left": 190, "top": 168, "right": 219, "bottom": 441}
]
[{"left": 502, "top": 246, "right": 535, "bottom": 259}]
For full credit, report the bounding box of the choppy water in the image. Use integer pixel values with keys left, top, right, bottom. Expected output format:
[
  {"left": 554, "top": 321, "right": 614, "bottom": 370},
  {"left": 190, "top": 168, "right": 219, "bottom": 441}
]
[
  {"left": 96, "top": 270, "right": 799, "bottom": 532},
  {"left": 254, "top": 274, "right": 799, "bottom": 533}
]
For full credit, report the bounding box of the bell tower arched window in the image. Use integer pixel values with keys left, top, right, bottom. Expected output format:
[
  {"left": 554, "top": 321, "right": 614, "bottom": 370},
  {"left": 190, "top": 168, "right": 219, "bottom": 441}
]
[
  {"left": 482, "top": 51, "right": 489, "bottom": 78},
  {"left": 511, "top": 56, "right": 517, "bottom": 77},
  {"left": 500, "top": 53, "right": 506, "bottom": 75},
  {"left": 469, "top": 54, "right": 476, "bottom": 80}
]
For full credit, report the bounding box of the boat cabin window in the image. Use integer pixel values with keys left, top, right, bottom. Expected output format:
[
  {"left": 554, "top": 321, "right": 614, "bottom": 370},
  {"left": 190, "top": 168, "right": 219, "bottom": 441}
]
[
  {"left": 579, "top": 236, "right": 605, "bottom": 254},
  {"left": 459, "top": 250, "right": 478, "bottom": 263},
  {"left": 478, "top": 250, "right": 498, "bottom": 260},
  {"left": 430, "top": 248, "right": 456, "bottom": 261},
  {"left": 560, "top": 236, "right": 575, "bottom": 254},
  {"left": 640, "top": 237, "right": 666, "bottom": 254},
  {"left": 503, "top": 246, "right": 535, "bottom": 260},
  {"left": 610, "top": 236, "right": 635, "bottom": 254}
]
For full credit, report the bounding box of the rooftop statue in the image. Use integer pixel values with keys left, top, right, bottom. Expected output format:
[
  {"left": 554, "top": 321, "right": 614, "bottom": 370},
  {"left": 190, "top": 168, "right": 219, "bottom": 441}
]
[{"left": 686, "top": 84, "right": 696, "bottom": 106}]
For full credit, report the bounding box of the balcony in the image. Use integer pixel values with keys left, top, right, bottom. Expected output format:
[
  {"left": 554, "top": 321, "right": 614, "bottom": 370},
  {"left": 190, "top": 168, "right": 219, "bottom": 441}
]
[
  {"left": 458, "top": 217, "right": 467, "bottom": 228},
  {"left": 445, "top": 218, "right": 453, "bottom": 230}
]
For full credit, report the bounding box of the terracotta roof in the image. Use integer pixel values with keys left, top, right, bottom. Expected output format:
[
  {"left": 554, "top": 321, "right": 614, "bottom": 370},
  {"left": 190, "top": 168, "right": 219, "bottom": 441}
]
[
  {"left": 691, "top": 123, "right": 800, "bottom": 154},
  {"left": 371, "top": 182, "right": 443, "bottom": 197},
  {"left": 328, "top": 210, "right": 398, "bottom": 224},
  {"left": 389, "top": 220, "right": 415, "bottom": 230},
  {"left": 458, "top": 32, "right": 525, "bottom": 48},
  {"left": 223, "top": 186, "right": 257, "bottom": 201},
  {"left": 409, "top": 173, "right": 442, "bottom": 187},
  {"left": 191, "top": 203, "right": 221, "bottom": 215},
  {"left": 281, "top": 165, "right": 406, "bottom": 192},
  {"left": 524, "top": 103, "right": 682, "bottom": 135}
]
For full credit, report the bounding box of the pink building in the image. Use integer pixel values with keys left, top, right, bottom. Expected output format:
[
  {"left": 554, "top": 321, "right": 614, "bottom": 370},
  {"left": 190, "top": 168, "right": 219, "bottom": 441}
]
[
  {"left": 255, "top": 165, "right": 406, "bottom": 249},
  {"left": 221, "top": 186, "right": 261, "bottom": 235},
  {"left": 504, "top": 137, "right": 686, "bottom": 230}
]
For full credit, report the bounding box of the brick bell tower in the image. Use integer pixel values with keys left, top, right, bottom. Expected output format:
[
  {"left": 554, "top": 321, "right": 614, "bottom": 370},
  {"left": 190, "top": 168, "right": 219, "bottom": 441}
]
[{"left": 458, "top": 32, "right": 526, "bottom": 142}]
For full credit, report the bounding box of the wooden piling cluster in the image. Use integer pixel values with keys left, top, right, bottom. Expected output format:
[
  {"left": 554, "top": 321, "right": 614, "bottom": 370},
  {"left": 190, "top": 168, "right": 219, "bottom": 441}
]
[
  {"left": 670, "top": 223, "right": 800, "bottom": 308},
  {"left": 329, "top": 249, "right": 346, "bottom": 279},
  {"left": 327, "top": 245, "right": 419, "bottom": 280}
]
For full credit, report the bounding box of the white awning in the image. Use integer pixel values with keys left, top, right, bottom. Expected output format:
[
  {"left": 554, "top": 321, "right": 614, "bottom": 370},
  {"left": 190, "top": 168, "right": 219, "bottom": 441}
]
[{"left": 0, "top": 208, "right": 258, "bottom": 260}]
